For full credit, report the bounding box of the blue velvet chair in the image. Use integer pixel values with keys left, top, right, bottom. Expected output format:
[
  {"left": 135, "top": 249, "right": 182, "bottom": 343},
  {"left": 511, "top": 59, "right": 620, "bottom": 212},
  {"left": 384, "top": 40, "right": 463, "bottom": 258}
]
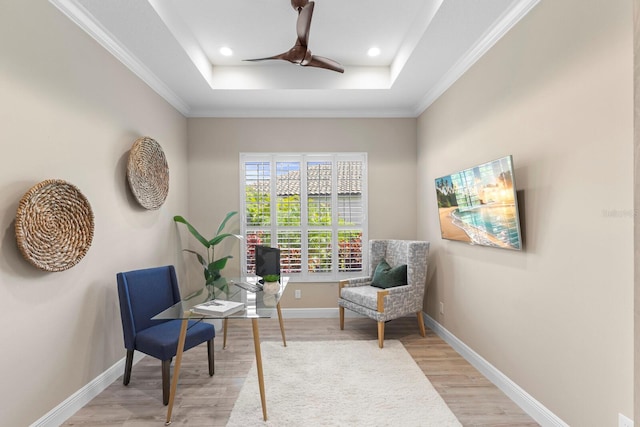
[{"left": 116, "top": 265, "right": 215, "bottom": 405}]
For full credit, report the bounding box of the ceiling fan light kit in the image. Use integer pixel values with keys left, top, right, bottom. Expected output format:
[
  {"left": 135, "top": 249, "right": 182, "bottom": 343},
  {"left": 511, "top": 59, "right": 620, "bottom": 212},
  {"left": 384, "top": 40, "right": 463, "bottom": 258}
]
[{"left": 245, "top": 0, "right": 344, "bottom": 73}]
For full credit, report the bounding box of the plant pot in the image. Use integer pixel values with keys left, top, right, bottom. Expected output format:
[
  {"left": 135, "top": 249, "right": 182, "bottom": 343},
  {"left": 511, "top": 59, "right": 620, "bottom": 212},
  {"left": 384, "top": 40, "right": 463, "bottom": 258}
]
[
  {"left": 263, "top": 293, "right": 277, "bottom": 307},
  {"left": 263, "top": 281, "right": 280, "bottom": 295}
]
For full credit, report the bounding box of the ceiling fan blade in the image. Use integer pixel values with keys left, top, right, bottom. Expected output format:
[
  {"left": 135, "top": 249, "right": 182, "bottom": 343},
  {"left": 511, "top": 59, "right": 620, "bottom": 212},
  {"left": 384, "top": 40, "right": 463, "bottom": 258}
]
[
  {"left": 245, "top": 44, "right": 307, "bottom": 65},
  {"left": 296, "top": 1, "right": 314, "bottom": 47},
  {"left": 305, "top": 55, "right": 344, "bottom": 73},
  {"left": 247, "top": 0, "right": 342, "bottom": 74},
  {"left": 244, "top": 52, "right": 289, "bottom": 62}
]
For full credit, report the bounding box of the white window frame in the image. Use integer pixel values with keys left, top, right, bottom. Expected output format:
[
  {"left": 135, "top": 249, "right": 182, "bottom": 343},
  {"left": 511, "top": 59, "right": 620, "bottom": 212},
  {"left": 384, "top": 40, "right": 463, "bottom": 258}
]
[{"left": 240, "top": 152, "right": 368, "bottom": 282}]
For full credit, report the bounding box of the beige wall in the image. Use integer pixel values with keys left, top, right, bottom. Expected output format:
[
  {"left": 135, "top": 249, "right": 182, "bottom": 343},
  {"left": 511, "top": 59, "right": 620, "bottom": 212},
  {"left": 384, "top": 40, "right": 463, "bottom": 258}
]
[
  {"left": 186, "top": 118, "right": 418, "bottom": 307},
  {"left": 1, "top": 0, "right": 634, "bottom": 425},
  {"left": 0, "top": 2, "right": 189, "bottom": 425},
  {"left": 417, "top": 0, "right": 633, "bottom": 425}
]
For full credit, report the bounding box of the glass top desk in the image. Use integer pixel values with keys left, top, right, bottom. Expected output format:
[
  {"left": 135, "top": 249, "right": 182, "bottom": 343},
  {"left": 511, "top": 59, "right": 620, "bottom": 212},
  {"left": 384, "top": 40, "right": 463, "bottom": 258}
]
[{"left": 153, "top": 276, "right": 289, "bottom": 425}]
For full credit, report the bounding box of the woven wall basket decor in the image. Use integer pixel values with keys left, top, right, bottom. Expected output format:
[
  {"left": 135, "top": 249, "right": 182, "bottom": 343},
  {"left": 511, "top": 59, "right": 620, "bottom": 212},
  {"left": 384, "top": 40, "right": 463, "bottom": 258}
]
[
  {"left": 127, "top": 136, "right": 169, "bottom": 210},
  {"left": 15, "top": 179, "right": 95, "bottom": 272}
]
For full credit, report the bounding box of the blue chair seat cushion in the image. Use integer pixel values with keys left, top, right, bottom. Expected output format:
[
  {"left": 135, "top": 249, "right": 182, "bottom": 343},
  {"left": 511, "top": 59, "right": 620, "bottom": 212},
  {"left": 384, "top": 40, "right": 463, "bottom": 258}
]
[{"left": 135, "top": 320, "right": 215, "bottom": 361}]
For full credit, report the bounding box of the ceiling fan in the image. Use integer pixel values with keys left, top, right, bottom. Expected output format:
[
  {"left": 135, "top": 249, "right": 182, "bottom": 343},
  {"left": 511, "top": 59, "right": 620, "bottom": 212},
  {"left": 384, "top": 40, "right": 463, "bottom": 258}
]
[{"left": 245, "top": 0, "right": 344, "bottom": 73}]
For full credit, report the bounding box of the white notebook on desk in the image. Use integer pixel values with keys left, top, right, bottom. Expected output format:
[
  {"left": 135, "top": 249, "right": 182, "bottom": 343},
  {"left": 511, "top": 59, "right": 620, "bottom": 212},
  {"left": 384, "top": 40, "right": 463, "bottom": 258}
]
[{"left": 191, "top": 300, "right": 245, "bottom": 317}]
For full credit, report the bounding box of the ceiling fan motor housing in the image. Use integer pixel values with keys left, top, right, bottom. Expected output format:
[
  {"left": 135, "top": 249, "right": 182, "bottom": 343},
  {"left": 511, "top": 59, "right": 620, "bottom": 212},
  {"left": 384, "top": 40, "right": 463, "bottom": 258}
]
[{"left": 291, "top": 0, "right": 310, "bottom": 11}]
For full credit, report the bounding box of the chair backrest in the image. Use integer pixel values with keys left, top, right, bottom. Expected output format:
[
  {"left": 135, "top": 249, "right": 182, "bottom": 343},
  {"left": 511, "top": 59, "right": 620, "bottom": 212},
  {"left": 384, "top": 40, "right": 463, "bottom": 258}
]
[
  {"left": 116, "top": 265, "right": 182, "bottom": 350},
  {"left": 369, "top": 240, "right": 430, "bottom": 306}
]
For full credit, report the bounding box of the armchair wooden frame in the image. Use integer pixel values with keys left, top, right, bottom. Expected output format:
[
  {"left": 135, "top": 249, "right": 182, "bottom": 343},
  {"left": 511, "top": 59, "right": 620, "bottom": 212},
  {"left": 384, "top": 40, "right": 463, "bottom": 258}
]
[{"left": 338, "top": 240, "right": 430, "bottom": 348}]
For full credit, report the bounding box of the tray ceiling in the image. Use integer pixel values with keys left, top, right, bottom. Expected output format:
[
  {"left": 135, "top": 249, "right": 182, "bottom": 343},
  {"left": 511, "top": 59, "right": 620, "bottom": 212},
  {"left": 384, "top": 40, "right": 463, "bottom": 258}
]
[{"left": 51, "top": 0, "right": 539, "bottom": 117}]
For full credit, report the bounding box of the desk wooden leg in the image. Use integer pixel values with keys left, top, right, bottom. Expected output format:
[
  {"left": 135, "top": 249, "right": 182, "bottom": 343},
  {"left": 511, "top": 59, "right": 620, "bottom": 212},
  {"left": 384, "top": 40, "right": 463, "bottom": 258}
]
[
  {"left": 223, "top": 318, "right": 228, "bottom": 349},
  {"left": 165, "top": 315, "right": 190, "bottom": 425},
  {"left": 251, "top": 318, "right": 267, "bottom": 421},
  {"left": 276, "top": 302, "right": 287, "bottom": 347}
]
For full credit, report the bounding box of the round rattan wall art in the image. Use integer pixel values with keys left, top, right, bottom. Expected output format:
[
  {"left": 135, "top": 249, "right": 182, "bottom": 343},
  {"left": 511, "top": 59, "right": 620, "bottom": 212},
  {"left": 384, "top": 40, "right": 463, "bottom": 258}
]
[
  {"left": 15, "top": 179, "right": 94, "bottom": 272},
  {"left": 126, "top": 136, "right": 169, "bottom": 210}
]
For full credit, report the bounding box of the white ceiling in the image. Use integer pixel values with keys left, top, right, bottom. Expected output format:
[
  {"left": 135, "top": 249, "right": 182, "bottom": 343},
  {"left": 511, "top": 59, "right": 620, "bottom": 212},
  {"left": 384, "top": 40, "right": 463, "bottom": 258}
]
[{"left": 51, "top": 0, "right": 539, "bottom": 118}]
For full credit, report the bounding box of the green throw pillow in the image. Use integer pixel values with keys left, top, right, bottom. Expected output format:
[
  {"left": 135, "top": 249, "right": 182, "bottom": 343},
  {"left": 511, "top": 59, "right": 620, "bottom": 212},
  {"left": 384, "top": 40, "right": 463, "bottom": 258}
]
[{"left": 371, "top": 260, "right": 407, "bottom": 289}]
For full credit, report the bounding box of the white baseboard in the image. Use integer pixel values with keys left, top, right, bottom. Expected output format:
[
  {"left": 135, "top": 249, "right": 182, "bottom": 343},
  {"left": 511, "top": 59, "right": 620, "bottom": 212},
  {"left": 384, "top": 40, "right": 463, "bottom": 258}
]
[
  {"left": 422, "top": 313, "right": 569, "bottom": 427},
  {"left": 29, "top": 309, "right": 346, "bottom": 426},
  {"left": 32, "top": 309, "right": 564, "bottom": 427},
  {"left": 301, "top": 307, "right": 567, "bottom": 426},
  {"left": 28, "top": 310, "right": 341, "bottom": 426},
  {"left": 30, "top": 352, "right": 144, "bottom": 427}
]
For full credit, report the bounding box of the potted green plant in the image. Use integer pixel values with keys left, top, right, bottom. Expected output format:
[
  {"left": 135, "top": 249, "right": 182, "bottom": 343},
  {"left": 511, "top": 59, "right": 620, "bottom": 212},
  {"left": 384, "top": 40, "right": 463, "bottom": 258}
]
[
  {"left": 173, "top": 211, "right": 241, "bottom": 295},
  {"left": 262, "top": 274, "right": 280, "bottom": 283},
  {"left": 262, "top": 274, "right": 280, "bottom": 294}
]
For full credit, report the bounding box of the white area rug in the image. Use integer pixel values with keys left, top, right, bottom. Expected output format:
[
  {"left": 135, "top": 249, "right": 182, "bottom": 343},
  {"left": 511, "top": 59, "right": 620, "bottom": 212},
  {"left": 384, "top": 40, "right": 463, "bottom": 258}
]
[{"left": 227, "top": 340, "right": 461, "bottom": 427}]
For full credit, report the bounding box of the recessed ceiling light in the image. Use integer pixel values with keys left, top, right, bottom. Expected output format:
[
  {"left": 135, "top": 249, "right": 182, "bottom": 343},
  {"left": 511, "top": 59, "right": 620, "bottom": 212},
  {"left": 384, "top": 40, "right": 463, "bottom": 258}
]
[
  {"left": 220, "top": 47, "right": 233, "bottom": 57},
  {"left": 367, "top": 47, "right": 381, "bottom": 57}
]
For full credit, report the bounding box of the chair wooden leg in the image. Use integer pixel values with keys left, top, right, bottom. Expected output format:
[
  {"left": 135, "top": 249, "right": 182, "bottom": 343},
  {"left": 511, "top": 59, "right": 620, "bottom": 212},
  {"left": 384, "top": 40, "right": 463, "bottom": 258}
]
[
  {"left": 339, "top": 306, "right": 345, "bottom": 330},
  {"left": 162, "top": 359, "right": 171, "bottom": 406},
  {"left": 207, "top": 339, "right": 215, "bottom": 376},
  {"left": 416, "top": 311, "right": 426, "bottom": 337},
  {"left": 377, "top": 321, "right": 385, "bottom": 348},
  {"left": 123, "top": 349, "right": 134, "bottom": 385}
]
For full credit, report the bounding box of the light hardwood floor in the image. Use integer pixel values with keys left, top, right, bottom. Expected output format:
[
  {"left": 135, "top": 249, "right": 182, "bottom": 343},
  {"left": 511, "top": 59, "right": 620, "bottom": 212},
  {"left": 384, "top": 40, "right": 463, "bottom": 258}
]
[{"left": 62, "top": 317, "right": 539, "bottom": 426}]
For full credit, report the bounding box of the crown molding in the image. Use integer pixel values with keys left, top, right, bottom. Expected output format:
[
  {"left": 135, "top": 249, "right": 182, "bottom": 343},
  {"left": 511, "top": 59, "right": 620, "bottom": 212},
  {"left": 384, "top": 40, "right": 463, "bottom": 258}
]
[
  {"left": 413, "top": 0, "right": 541, "bottom": 116},
  {"left": 187, "top": 107, "right": 417, "bottom": 119},
  {"left": 49, "top": 0, "right": 191, "bottom": 116},
  {"left": 49, "top": 0, "right": 539, "bottom": 119}
]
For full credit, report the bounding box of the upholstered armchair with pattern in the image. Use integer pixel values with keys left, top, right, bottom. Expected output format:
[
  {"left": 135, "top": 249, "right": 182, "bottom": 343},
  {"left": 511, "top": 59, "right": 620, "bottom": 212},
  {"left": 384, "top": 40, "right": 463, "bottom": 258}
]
[{"left": 338, "top": 240, "right": 430, "bottom": 348}]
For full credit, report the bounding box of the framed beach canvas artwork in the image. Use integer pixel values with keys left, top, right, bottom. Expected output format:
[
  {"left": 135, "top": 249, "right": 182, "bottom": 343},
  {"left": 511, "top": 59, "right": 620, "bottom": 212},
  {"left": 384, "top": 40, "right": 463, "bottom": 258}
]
[{"left": 435, "top": 155, "right": 523, "bottom": 251}]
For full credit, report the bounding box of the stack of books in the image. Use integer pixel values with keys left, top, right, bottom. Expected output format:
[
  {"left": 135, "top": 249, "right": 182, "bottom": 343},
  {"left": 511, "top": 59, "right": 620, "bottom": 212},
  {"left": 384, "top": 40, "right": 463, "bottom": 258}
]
[{"left": 190, "top": 300, "right": 245, "bottom": 317}]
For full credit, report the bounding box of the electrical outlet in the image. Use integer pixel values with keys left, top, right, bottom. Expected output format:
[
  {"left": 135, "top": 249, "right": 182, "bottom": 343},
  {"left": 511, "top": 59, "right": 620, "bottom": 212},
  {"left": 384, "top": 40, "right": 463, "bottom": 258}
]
[
  {"left": 619, "top": 413, "right": 634, "bottom": 427},
  {"left": 294, "top": 289, "right": 301, "bottom": 299},
  {"left": 439, "top": 302, "right": 444, "bottom": 315}
]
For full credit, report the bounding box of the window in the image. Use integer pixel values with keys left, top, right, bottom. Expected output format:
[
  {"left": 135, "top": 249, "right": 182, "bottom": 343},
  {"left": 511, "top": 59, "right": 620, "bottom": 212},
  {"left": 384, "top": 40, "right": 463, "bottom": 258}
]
[{"left": 241, "top": 153, "right": 367, "bottom": 282}]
